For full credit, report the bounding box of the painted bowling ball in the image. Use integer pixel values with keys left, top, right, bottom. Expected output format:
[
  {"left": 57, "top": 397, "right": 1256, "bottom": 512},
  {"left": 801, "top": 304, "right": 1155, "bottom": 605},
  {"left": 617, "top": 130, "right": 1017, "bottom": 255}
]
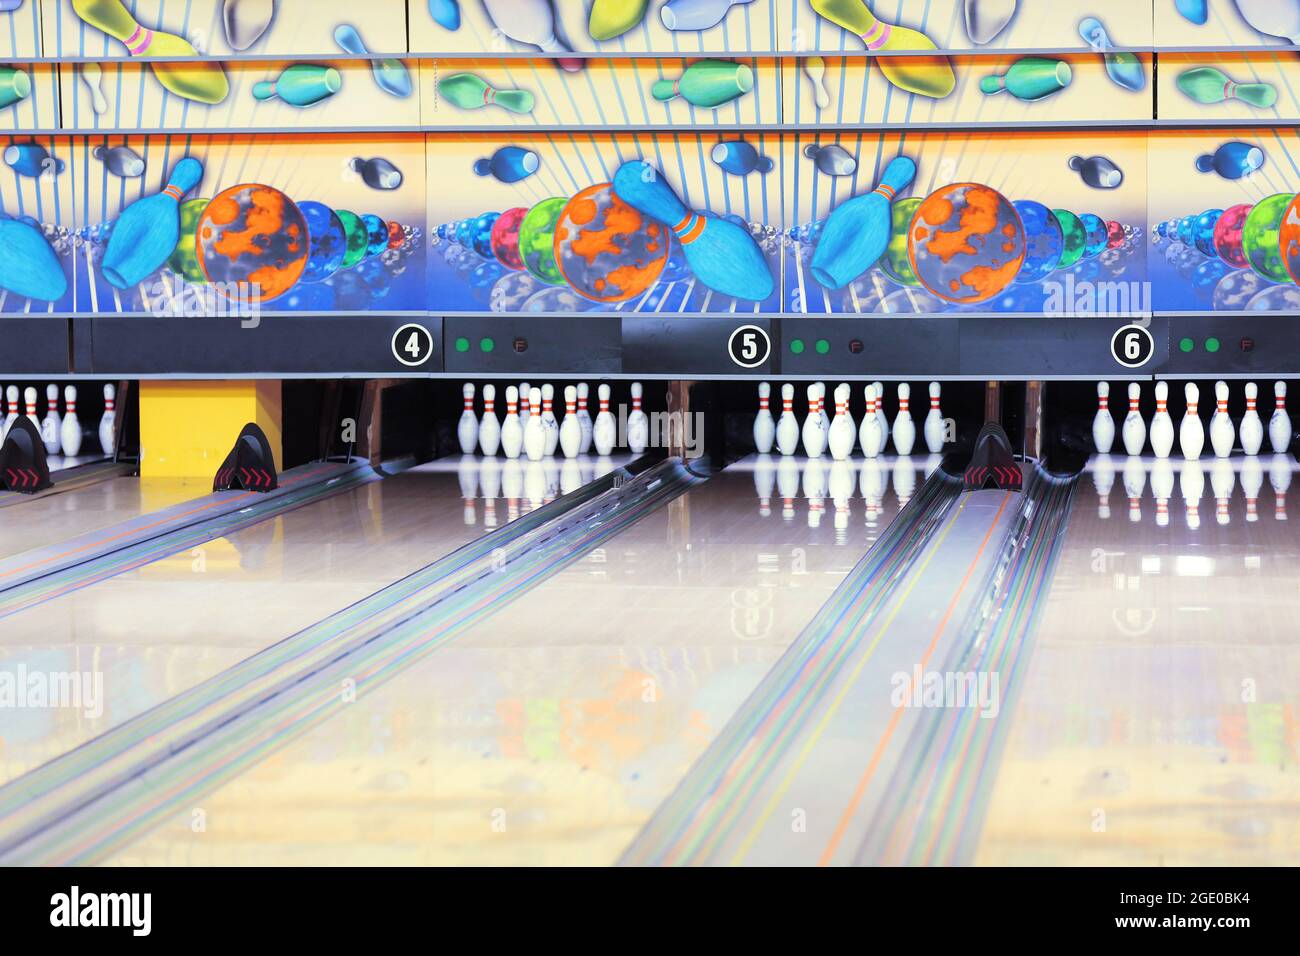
[
  {"left": 298, "top": 200, "right": 346, "bottom": 283},
  {"left": 518, "top": 197, "right": 567, "bottom": 286},
  {"left": 1212, "top": 203, "right": 1251, "bottom": 268},
  {"left": 1079, "top": 213, "right": 1107, "bottom": 258},
  {"left": 1278, "top": 193, "right": 1300, "bottom": 284},
  {"left": 1213, "top": 269, "right": 1266, "bottom": 310},
  {"left": 196, "top": 183, "right": 308, "bottom": 302},
  {"left": 361, "top": 213, "right": 388, "bottom": 258},
  {"left": 1105, "top": 219, "right": 1126, "bottom": 250},
  {"left": 336, "top": 210, "right": 369, "bottom": 268},
  {"left": 1012, "top": 199, "right": 1063, "bottom": 284},
  {"left": 554, "top": 183, "right": 669, "bottom": 303},
  {"left": 1192, "top": 209, "right": 1222, "bottom": 258},
  {"left": 908, "top": 183, "right": 1025, "bottom": 304},
  {"left": 1053, "top": 209, "right": 1086, "bottom": 269},
  {"left": 167, "top": 197, "right": 210, "bottom": 283},
  {"left": 1243, "top": 193, "right": 1293, "bottom": 283},
  {"left": 882, "top": 196, "right": 923, "bottom": 287},
  {"left": 387, "top": 220, "right": 404, "bottom": 249},
  {"left": 490, "top": 206, "right": 528, "bottom": 271},
  {"left": 1177, "top": 215, "right": 1195, "bottom": 245},
  {"left": 469, "top": 211, "right": 499, "bottom": 260}
]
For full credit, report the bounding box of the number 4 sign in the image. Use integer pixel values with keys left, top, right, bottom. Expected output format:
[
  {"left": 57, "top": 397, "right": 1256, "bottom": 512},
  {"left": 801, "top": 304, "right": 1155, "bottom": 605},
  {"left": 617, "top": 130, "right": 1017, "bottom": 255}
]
[{"left": 391, "top": 324, "right": 434, "bottom": 367}]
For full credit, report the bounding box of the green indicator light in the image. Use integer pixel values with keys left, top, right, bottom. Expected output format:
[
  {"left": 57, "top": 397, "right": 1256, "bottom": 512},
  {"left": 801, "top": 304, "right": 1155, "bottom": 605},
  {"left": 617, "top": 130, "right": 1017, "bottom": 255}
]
[
  {"left": 815, "top": 339, "right": 830, "bottom": 354},
  {"left": 479, "top": 338, "right": 495, "bottom": 353},
  {"left": 1205, "top": 337, "right": 1220, "bottom": 353},
  {"left": 790, "top": 339, "right": 806, "bottom": 354},
  {"left": 1179, "top": 337, "right": 1194, "bottom": 353},
  {"left": 454, "top": 337, "right": 470, "bottom": 353}
]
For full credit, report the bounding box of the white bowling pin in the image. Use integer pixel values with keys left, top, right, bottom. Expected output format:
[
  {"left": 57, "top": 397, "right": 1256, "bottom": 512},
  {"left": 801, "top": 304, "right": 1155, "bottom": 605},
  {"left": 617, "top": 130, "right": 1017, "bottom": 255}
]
[
  {"left": 923, "top": 381, "right": 945, "bottom": 454},
  {"left": 628, "top": 381, "right": 649, "bottom": 454},
  {"left": 501, "top": 386, "right": 523, "bottom": 459},
  {"left": 1122, "top": 454, "right": 1145, "bottom": 523},
  {"left": 775, "top": 383, "right": 799, "bottom": 456},
  {"left": 224, "top": 0, "right": 276, "bottom": 50},
  {"left": 541, "top": 383, "right": 559, "bottom": 455},
  {"left": 23, "top": 386, "right": 39, "bottom": 430},
  {"left": 524, "top": 386, "right": 547, "bottom": 461},
  {"left": 803, "top": 56, "right": 830, "bottom": 109},
  {"left": 1210, "top": 380, "right": 1235, "bottom": 458},
  {"left": 1179, "top": 383, "right": 1204, "bottom": 461},
  {"left": 1270, "top": 453, "right": 1292, "bottom": 520},
  {"left": 753, "top": 382, "right": 775, "bottom": 454},
  {"left": 1, "top": 384, "right": 17, "bottom": 442},
  {"left": 457, "top": 382, "right": 478, "bottom": 454},
  {"left": 518, "top": 381, "right": 531, "bottom": 426},
  {"left": 1240, "top": 382, "right": 1264, "bottom": 455},
  {"left": 965, "top": 0, "right": 1018, "bottom": 44},
  {"left": 1269, "top": 381, "right": 1292, "bottom": 453},
  {"left": 80, "top": 62, "right": 108, "bottom": 115},
  {"left": 1241, "top": 454, "right": 1263, "bottom": 522},
  {"left": 576, "top": 382, "right": 593, "bottom": 453},
  {"left": 873, "top": 380, "right": 888, "bottom": 448},
  {"left": 479, "top": 384, "right": 501, "bottom": 456},
  {"left": 860, "top": 384, "right": 883, "bottom": 459},
  {"left": 892, "top": 383, "right": 915, "bottom": 456},
  {"left": 1149, "top": 381, "right": 1174, "bottom": 459},
  {"left": 817, "top": 382, "right": 830, "bottom": 430},
  {"left": 1211, "top": 458, "right": 1235, "bottom": 526},
  {"left": 560, "top": 385, "right": 582, "bottom": 458},
  {"left": 1092, "top": 381, "right": 1114, "bottom": 454},
  {"left": 41, "top": 383, "right": 61, "bottom": 455},
  {"left": 827, "top": 383, "right": 855, "bottom": 460},
  {"left": 661, "top": 0, "right": 754, "bottom": 31},
  {"left": 593, "top": 383, "right": 616, "bottom": 455},
  {"left": 99, "top": 383, "right": 117, "bottom": 455},
  {"left": 60, "top": 384, "right": 82, "bottom": 456},
  {"left": 482, "top": 0, "right": 577, "bottom": 59},
  {"left": 1121, "top": 382, "right": 1145, "bottom": 456},
  {"left": 801, "top": 384, "right": 826, "bottom": 457}
]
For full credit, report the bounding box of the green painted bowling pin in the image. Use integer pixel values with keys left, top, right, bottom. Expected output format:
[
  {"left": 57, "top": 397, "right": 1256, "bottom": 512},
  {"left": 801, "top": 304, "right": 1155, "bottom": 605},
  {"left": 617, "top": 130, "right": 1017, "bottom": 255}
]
[
  {"left": 589, "top": 0, "right": 648, "bottom": 40},
  {"left": 979, "top": 58, "right": 1071, "bottom": 101},
  {"left": 0, "top": 67, "right": 30, "bottom": 109},
  {"left": 252, "top": 64, "right": 341, "bottom": 107},
  {"left": 652, "top": 59, "right": 753, "bottom": 108},
  {"left": 1176, "top": 67, "right": 1277, "bottom": 108},
  {"left": 437, "top": 72, "right": 534, "bottom": 114}
]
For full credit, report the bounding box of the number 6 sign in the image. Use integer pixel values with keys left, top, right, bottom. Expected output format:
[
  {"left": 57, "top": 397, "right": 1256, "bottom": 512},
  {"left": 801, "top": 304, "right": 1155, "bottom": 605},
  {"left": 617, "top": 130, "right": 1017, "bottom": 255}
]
[{"left": 1110, "top": 324, "right": 1155, "bottom": 369}]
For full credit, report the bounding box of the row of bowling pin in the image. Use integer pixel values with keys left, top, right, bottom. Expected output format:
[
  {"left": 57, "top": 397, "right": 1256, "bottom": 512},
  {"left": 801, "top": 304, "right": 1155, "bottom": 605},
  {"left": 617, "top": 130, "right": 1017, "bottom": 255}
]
[
  {"left": 1093, "top": 455, "right": 1293, "bottom": 529},
  {"left": 1093, "top": 380, "right": 1291, "bottom": 460},
  {"left": 0, "top": 383, "right": 115, "bottom": 457},
  {"left": 457, "top": 381, "right": 643, "bottom": 460},
  {"left": 754, "top": 381, "right": 946, "bottom": 459}
]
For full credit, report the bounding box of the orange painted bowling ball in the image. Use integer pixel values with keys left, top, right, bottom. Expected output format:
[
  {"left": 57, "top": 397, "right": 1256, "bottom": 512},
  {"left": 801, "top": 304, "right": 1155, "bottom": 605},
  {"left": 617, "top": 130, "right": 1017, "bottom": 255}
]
[
  {"left": 908, "top": 182, "right": 1025, "bottom": 304},
  {"left": 554, "top": 183, "right": 668, "bottom": 303},
  {"left": 197, "top": 183, "right": 309, "bottom": 303}
]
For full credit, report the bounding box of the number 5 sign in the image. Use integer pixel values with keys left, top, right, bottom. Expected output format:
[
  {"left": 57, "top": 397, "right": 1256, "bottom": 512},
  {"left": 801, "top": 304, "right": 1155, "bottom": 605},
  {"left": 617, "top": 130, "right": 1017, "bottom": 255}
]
[
  {"left": 1110, "top": 324, "right": 1155, "bottom": 369},
  {"left": 728, "top": 324, "right": 771, "bottom": 369}
]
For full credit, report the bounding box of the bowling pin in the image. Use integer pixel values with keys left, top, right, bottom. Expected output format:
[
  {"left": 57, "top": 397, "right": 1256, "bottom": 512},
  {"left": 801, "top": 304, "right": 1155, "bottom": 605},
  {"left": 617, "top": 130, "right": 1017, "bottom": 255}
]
[
  {"left": 351, "top": 157, "right": 404, "bottom": 190},
  {"left": 1211, "top": 458, "right": 1235, "bottom": 526},
  {"left": 808, "top": 0, "right": 955, "bottom": 98},
  {"left": 437, "top": 73, "right": 535, "bottom": 115},
  {"left": 1241, "top": 455, "right": 1263, "bottom": 522},
  {"left": 1150, "top": 381, "right": 1175, "bottom": 458},
  {"left": 429, "top": 0, "right": 461, "bottom": 31},
  {"left": 589, "top": 0, "right": 648, "bottom": 40},
  {"left": 753, "top": 382, "right": 775, "bottom": 453},
  {"left": 481, "top": 0, "right": 581, "bottom": 71},
  {"left": 479, "top": 384, "right": 501, "bottom": 456},
  {"left": 223, "top": 0, "right": 275, "bottom": 51},
  {"left": 457, "top": 382, "right": 478, "bottom": 454},
  {"left": 1122, "top": 382, "right": 1146, "bottom": 456},
  {"left": 892, "top": 384, "right": 915, "bottom": 455},
  {"left": 612, "top": 160, "right": 773, "bottom": 301},
  {"left": 70, "top": 0, "right": 229, "bottom": 104},
  {"left": 1123, "top": 455, "right": 1145, "bottom": 524},
  {"left": 652, "top": 60, "right": 753, "bottom": 108},
  {"left": 1176, "top": 0, "right": 1208, "bottom": 25},
  {"left": 979, "top": 58, "right": 1071, "bottom": 101},
  {"left": 1195, "top": 141, "right": 1265, "bottom": 179},
  {"left": 80, "top": 62, "right": 108, "bottom": 115},
  {"left": 775, "top": 383, "right": 799, "bottom": 456},
  {"left": 810, "top": 156, "right": 916, "bottom": 289},
  {"left": 541, "top": 383, "right": 560, "bottom": 455},
  {"left": 711, "top": 140, "right": 773, "bottom": 176},
  {"left": 965, "top": 0, "right": 1017, "bottom": 44},
  {"left": 60, "top": 384, "right": 82, "bottom": 457},
  {"left": 1271, "top": 453, "right": 1292, "bottom": 520},
  {"left": 924, "top": 382, "right": 945, "bottom": 453},
  {"left": 41, "top": 383, "right": 61, "bottom": 456},
  {"left": 253, "top": 65, "right": 341, "bottom": 107},
  {"left": 1180, "top": 461, "right": 1204, "bottom": 530},
  {"left": 593, "top": 384, "right": 616, "bottom": 455},
  {"left": 333, "top": 24, "right": 412, "bottom": 97},
  {"left": 102, "top": 156, "right": 203, "bottom": 289},
  {"left": 660, "top": 0, "right": 754, "bottom": 31},
  {"left": 518, "top": 382, "right": 531, "bottom": 425},
  {"left": 860, "top": 383, "right": 883, "bottom": 458},
  {"left": 99, "top": 383, "right": 116, "bottom": 455},
  {"left": 1151, "top": 458, "right": 1174, "bottom": 527},
  {"left": 1078, "top": 16, "right": 1145, "bottom": 92},
  {"left": 22, "top": 386, "right": 38, "bottom": 430},
  {"left": 1233, "top": 0, "right": 1300, "bottom": 44},
  {"left": 1270, "top": 381, "right": 1292, "bottom": 453},
  {"left": 0, "top": 212, "right": 67, "bottom": 302},
  {"left": 873, "top": 381, "right": 889, "bottom": 448},
  {"left": 93, "top": 145, "right": 145, "bottom": 178},
  {"left": 1180, "top": 382, "right": 1204, "bottom": 461},
  {"left": 524, "top": 386, "right": 547, "bottom": 461},
  {"left": 577, "top": 382, "right": 593, "bottom": 453},
  {"left": 1210, "top": 381, "right": 1235, "bottom": 458},
  {"left": 560, "top": 386, "right": 582, "bottom": 458},
  {"left": 1175, "top": 67, "right": 1277, "bottom": 109},
  {"left": 1069, "top": 155, "right": 1123, "bottom": 189},
  {"left": 803, "top": 56, "right": 830, "bottom": 110},
  {"left": 1241, "top": 382, "right": 1264, "bottom": 455},
  {"left": 801, "top": 384, "right": 826, "bottom": 457},
  {"left": 628, "top": 381, "right": 649, "bottom": 454},
  {"left": 817, "top": 382, "right": 830, "bottom": 430},
  {"left": 1092, "top": 382, "right": 1114, "bottom": 454},
  {"left": 501, "top": 386, "right": 523, "bottom": 459},
  {"left": 1, "top": 385, "right": 16, "bottom": 442},
  {"left": 804, "top": 144, "right": 857, "bottom": 177},
  {"left": 827, "top": 383, "right": 855, "bottom": 460},
  {"left": 1093, "top": 454, "right": 1114, "bottom": 519}
]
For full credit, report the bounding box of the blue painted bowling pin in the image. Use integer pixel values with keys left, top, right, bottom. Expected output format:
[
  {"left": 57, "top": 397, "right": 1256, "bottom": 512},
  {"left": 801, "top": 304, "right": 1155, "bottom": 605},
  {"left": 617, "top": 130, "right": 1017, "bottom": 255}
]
[
  {"left": 612, "top": 160, "right": 773, "bottom": 301},
  {"left": 4, "top": 142, "right": 63, "bottom": 178},
  {"left": 1079, "top": 17, "right": 1146, "bottom": 92},
  {"left": 0, "top": 211, "right": 67, "bottom": 301},
  {"left": 473, "top": 146, "right": 540, "bottom": 183},
  {"left": 429, "top": 0, "right": 461, "bottom": 30},
  {"left": 102, "top": 157, "right": 203, "bottom": 289},
  {"left": 333, "top": 24, "right": 412, "bottom": 98},
  {"left": 711, "top": 140, "right": 773, "bottom": 175},
  {"left": 661, "top": 0, "right": 755, "bottom": 31},
  {"left": 1175, "top": 0, "right": 1208, "bottom": 24},
  {"left": 810, "top": 156, "right": 916, "bottom": 289},
  {"left": 1195, "top": 141, "right": 1265, "bottom": 179}
]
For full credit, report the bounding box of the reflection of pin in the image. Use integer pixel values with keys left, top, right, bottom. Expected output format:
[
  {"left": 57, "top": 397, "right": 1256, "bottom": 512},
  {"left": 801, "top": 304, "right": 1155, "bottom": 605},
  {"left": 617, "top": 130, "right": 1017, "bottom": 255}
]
[
  {"left": 1195, "top": 141, "right": 1265, "bottom": 179},
  {"left": 350, "top": 156, "right": 403, "bottom": 190},
  {"left": 482, "top": 0, "right": 582, "bottom": 71},
  {"left": 1078, "top": 16, "right": 1145, "bottom": 92},
  {"left": 803, "top": 143, "right": 856, "bottom": 176},
  {"left": 803, "top": 56, "right": 830, "bottom": 109},
  {"left": 1123, "top": 454, "right": 1144, "bottom": 523},
  {"left": 223, "top": 0, "right": 275, "bottom": 51},
  {"left": 1176, "top": 67, "right": 1276, "bottom": 108},
  {"left": 1210, "top": 458, "right": 1234, "bottom": 525},
  {"left": 1180, "top": 461, "right": 1204, "bottom": 530},
  {"left": 253, "top": 64, "right": 341, "bottom": 106},
  {"left": 333, "top": 23, "right": 411, "bottom": 98},
  {"left": 79, "top": 62, "right": 108, "bottom": 114},
  {"left": 1093, "top": 454, "right": 1114, "bottom": 519},
  {"left": 711, "top": 140, "right": 773, "bottom": 175},
  {"left": 438, "top": 73, "right": 534, "bottom": 114},
  {"left": 92, "top": 144, "right": 145, "bottom": 177},
  {"left": 964, "top": 0, "right": 1018, "bottom": 44},
  {"left": 1068, "top": 154, "right": 1123, "bottom": 189},
  {"left": 661, "top": 0, "right": 754, "bottom": 31},
  {"left": 1270, "top": 453, "right": 1291, "bottom": 520},
  {"left": 473, "top": 146, "right": 538, "bottom": 184}
]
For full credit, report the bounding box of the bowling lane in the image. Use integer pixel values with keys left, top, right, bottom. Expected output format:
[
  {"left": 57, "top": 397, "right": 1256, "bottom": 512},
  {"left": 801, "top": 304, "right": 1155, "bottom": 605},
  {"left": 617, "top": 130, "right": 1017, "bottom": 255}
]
[
  {"left": 0, "top": 459, "right": 620, "bottom": 788},
  {"left": 974, "top": 456, "right": 1300, "bottom": 866},
  {"left": 104, "top": 455, "right": 935, "bottom": 865}
]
